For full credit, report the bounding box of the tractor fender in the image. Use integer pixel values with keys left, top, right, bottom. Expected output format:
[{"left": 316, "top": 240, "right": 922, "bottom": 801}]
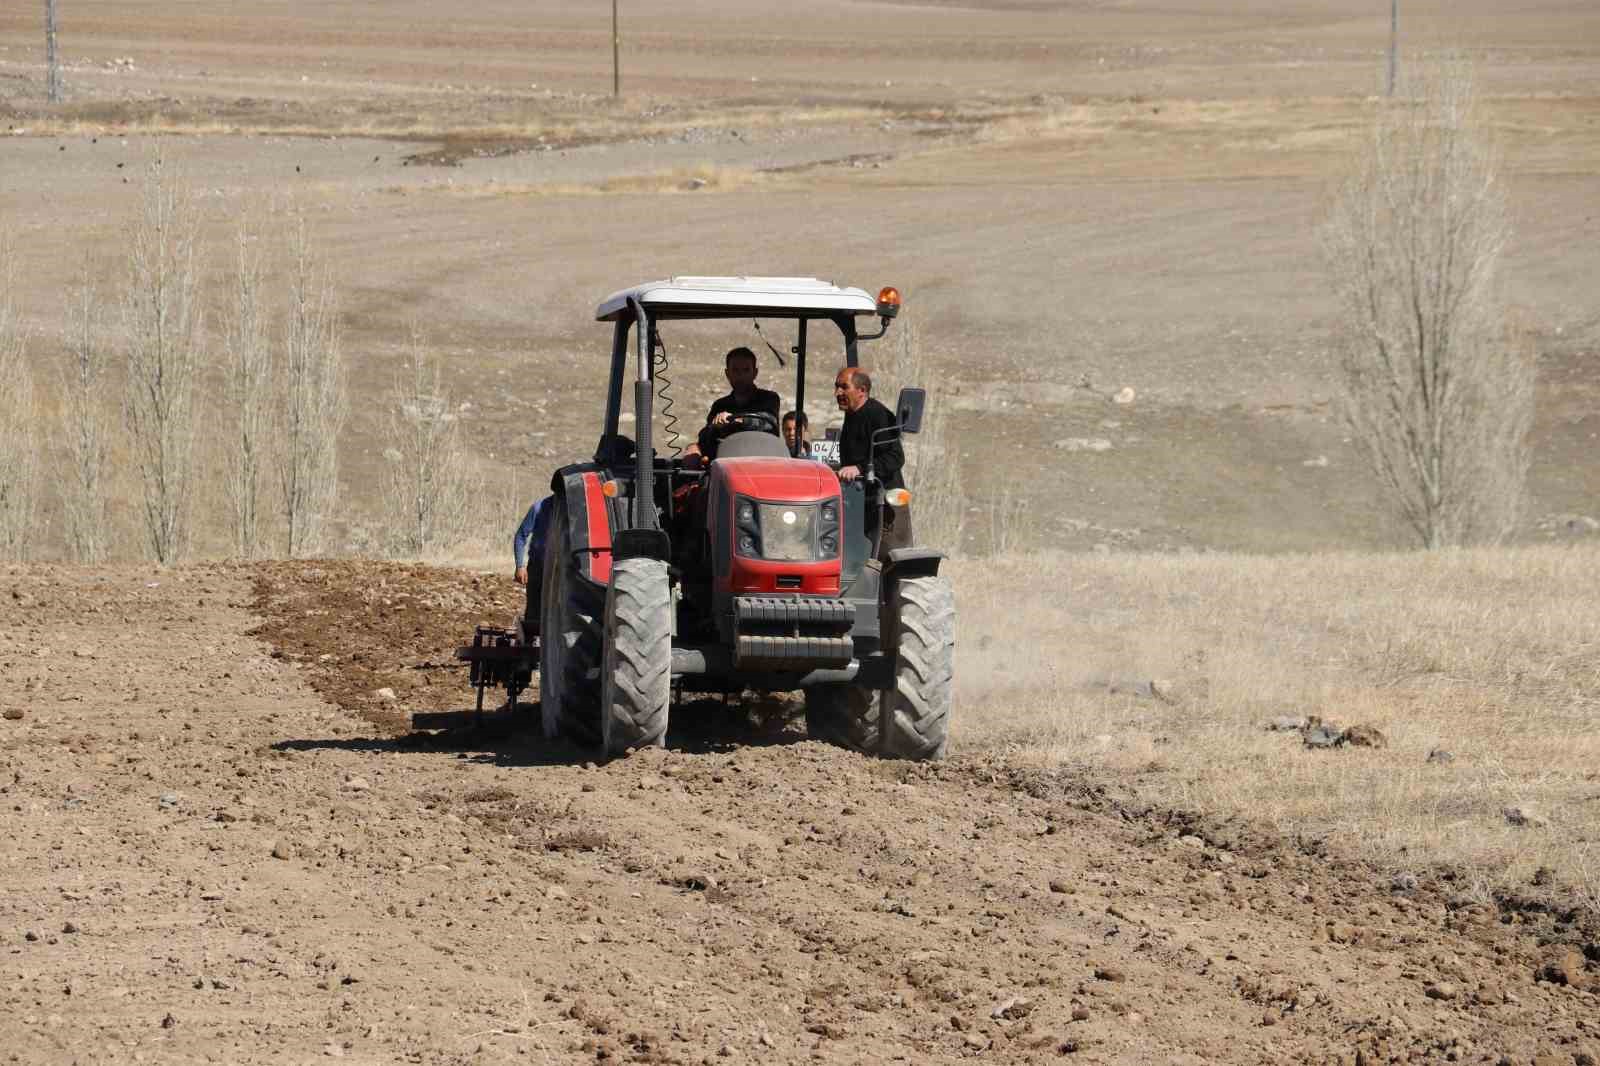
[
  {"left": 882, "top": 547, "right": 944, "bottom": 583},
  {"left": 551, "top": 468, "right": 616, "bottom": 586}
]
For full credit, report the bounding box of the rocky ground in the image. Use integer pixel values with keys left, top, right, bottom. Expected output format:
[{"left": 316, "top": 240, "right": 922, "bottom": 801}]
[{"left": 2, "top": 561, "right": 1598, "bottom": 1064}]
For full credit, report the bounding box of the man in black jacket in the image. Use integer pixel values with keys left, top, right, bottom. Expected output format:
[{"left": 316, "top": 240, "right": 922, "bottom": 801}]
[
  {"left": 833, "top": 366, "right": 911, "bottom": 557},
  {"left": 698, "top": 346, "right": 781, "bottom": 458}
]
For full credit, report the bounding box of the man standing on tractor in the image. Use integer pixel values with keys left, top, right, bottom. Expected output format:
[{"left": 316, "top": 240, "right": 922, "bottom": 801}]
[
  {"left": 697, "top": 346, "right": 781, "bottom": 458},
  {"left": 833, "top": 367, "right": 911, "bottom": 556}
]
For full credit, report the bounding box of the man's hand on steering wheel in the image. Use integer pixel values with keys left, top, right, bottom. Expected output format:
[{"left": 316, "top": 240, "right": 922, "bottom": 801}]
[{"left": 711, "top": 411, "right": 779, "bottom": 436}]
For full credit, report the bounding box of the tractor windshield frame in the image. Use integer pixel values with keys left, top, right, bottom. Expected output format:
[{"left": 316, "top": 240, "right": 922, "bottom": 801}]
[{"left": 600, "top": 306, "right": 868, "bottom": 467}]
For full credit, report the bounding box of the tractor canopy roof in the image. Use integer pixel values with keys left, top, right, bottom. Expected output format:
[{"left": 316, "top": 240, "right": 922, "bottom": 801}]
[{"left": 596, "top": 276, "right": 878, "bottom": 322}]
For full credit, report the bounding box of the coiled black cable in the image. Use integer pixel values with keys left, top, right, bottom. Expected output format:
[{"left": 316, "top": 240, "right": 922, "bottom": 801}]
[{"left": 652, "top": 330, "right": 683, "bottom": 457}]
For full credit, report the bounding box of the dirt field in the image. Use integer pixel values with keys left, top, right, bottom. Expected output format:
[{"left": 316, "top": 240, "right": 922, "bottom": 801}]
[{"left": 1, "top": 560, "right": 1596, "bottom": 1065}]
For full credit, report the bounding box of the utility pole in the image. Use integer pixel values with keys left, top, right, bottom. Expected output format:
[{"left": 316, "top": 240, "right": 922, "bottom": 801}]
[
  {"left": 45, "top": 0, "right": 61, "bottom": 104},
  {"left": 611, "top": 0, "right": 620, "bottom": 98},
  {"left": 1386, "top": 0, "right": 1398, "bottom": 97}
]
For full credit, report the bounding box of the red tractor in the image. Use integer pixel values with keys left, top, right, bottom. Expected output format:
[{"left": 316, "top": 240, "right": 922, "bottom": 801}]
[{"left": 464, "top": 277, "right": 952, "bottom": 760}]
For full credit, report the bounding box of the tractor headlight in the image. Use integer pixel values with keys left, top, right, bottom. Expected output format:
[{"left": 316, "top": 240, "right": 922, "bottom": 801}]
[
  {"left": 818, "top": 495, "right": 841, "bottom": 558},
  {"left": 735, "top": 495, "right": 762, "bottom": 559}
]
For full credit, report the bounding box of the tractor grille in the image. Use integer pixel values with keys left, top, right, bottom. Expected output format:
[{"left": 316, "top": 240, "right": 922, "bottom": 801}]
[{"left": 732, "top": 596, "right": 855, "bottom": 669}]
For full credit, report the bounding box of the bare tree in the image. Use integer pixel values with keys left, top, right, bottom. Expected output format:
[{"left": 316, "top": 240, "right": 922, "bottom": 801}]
[
  {"left": 223, "top": 211, "right": 273, "bottom": 558},
  {"left": 122, "top": 144, "right": 202, "bottom": 564},
  {"left": 1321, "top": 55, "right": 1534, "bottom": 548},
  {"left": 381, "top": 328, "right": 481, "bottom": 559},
  {"left": 879, "top": 309, "right": 967, "bottom": 554},
  {"left": 277, "top": 212, "right": 346, "bottom": 558},
  {"left": 0, "top": 242, "right": 41, "bottom": 561},
  {"left": 60, "top": 259, "right": 111, "bottom": 563}
]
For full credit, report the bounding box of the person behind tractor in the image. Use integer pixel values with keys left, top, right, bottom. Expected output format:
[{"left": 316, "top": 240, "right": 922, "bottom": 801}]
[
  {"left": 782, "top": 410, "right": 814, "bottom": 457},
  {"left": 513, "top": 495, "right": 554, "bottom": 637},
  {"left": 697, "top": 346, "right": 780, "bottom": 459},
  {"left": 833, "top": 366, "right": 911, "bottom": 557}
]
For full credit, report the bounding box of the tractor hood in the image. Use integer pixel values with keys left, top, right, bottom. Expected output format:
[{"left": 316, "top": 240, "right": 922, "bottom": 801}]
[{"left": 714, "top": 457, "right": 840, "bottom": 503}]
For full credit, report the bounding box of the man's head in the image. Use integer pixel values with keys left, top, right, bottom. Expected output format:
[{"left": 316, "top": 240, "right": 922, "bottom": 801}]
[
  {"left": 724, "top": 346, "right": 759, "bottom": 399},
  {"left": 782, "top": 410, "right": 809, "bottom": 451},
  {"left": 833, "top": 367, "right": 871, "bottom": 413}
]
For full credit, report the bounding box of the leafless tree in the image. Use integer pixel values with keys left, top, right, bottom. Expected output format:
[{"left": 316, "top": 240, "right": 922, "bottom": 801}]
[
  {"left": 121, "top": 144, "right": 202, "bottom": 564},
  {"left": 1321, "top": 55, "right": 1534, "bottom": 548},
  {"left": 60, "top": 259, "right": 111, "bottom": 563},
  {"left": 276, "top": 212, "right": 346, "bottom": 558},
  {"left": 381, "top": 328, "right": 481, "bottom": 559},
  {"left": 0, "top": 243, "right": 41, "bottom": 561},
  {"left": 879, "top": 310, "right": 967, "bottom": 554},
  {"left": 223, "top": 210, "right": 273, "bottom": 558}
]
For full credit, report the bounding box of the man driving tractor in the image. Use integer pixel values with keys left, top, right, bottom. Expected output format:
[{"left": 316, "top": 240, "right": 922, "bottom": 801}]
[{"left": 697, "top": 346, "right": 781, "bottom": 458}]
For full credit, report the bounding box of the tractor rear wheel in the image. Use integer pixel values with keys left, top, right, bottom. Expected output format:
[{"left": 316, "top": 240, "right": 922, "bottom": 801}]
[
  {"left": 601, "top": 557, "right": 672, "bottom": 756},
  {"left": 539, "top": 501, "right": 603, "bottom": 744},
  {"left": 805, "top": 573, "right": 953, "bottom": 760}
]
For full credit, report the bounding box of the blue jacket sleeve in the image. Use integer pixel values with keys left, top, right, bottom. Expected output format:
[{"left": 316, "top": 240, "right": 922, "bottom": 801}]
[{"left": 512, "top": 500, "right": 542, "bottom": 568}]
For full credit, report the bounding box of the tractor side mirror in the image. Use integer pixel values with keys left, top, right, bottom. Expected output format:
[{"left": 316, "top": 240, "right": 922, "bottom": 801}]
[{"left": 894, "top": 387, "right": 926, "bottom": 435}]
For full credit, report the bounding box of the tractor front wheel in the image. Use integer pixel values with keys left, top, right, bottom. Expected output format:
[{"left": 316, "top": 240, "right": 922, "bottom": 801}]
[
  {"left": 600, "top": 557, "right": 672, "bottom": 757},
  {"left": 879, "top": 573, "right": 954, "bottom": 760}
]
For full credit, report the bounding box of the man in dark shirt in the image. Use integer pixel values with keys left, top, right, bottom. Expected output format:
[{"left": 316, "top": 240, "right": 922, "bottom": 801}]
[
  {"left": 833, "top": 366, "right": 911, "bottom": 556},
  {"left": 697, "top": 346, "right": 781, "bottom": 458}
]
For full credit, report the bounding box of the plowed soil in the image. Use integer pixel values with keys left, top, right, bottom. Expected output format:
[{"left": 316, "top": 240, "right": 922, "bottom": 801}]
[{"left": 3, "top": 561, "right": 1597, "bottom": 1065}]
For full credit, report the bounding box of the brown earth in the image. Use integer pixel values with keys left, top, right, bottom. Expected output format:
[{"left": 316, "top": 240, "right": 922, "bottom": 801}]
[{"left": 3, "top": 560, "right": 1598, "bottom": 1064}]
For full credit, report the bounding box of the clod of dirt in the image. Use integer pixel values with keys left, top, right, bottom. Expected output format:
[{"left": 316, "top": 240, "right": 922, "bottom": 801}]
[
  {"left": 343, "top": 776, "right": 371, "bottom": 792},
  {"left": 160, "top": 1013, "right": 176, "bottom": 1029},
  {"left": 1504, "top": 806, "right": 1549, "bottom": 829},
  {"left": 1537, "top": 950, "right": 1592, "bottom": 989},
  {"left": 1424, "top": 981, "right": 1458, "bottom": 1000},
  {"left": 1093, "top": 965, "right": 1126, "bottom": 982},
  {"left": 61, "top": 921, "right": 78, "bottom": 935},
  {"left": 991, "top": 996, "right": 1034, "bottom": 1020},
  {"left": 2, "top": 708, "right": 23, "bottom": 721},
  {"left": 1342, "top": 724, "right": 1387, "bottom": 748}
]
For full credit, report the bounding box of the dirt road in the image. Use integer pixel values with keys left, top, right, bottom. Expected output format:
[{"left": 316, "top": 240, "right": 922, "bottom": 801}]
[{"left": 2, "top": 562, "right": 1597, "bottom": 1064}]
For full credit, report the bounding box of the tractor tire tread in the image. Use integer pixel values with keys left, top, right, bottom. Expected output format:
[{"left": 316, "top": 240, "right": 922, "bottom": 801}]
[
  {"left": 881, "top": 575, "right": 954, "bottom": 760},
  {"left": 602, "top": 557, "right": 671, "bottom": 756}
]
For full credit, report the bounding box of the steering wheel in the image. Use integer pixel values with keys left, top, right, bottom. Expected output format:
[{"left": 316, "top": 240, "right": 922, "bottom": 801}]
[{"left": 715, "top": 411, "right": 779, "bottom": 436}]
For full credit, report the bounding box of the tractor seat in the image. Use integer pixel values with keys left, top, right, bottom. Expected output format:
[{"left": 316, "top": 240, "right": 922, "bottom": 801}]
[{"left": 715, "top": 430, "right": 790, "bottom": 460}]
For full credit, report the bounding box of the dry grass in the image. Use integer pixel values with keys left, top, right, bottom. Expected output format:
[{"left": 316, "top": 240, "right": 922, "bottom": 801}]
[
  {"left": 406, "top": 164, "right": 763, "bottom": 201},
  {"left": 10, "top": 102, "right": 887, "bottom": 145},
  {"left": 951, "top": 545, "right": 1600, "bottom": 903}
]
